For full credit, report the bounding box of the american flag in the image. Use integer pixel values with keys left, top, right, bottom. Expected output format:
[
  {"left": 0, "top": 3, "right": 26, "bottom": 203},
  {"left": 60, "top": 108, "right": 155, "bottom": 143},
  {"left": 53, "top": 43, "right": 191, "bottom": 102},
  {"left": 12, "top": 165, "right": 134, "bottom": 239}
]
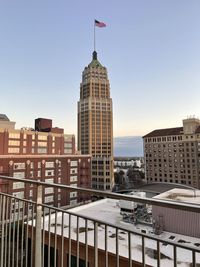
[{"left": 95, "top": 20, "right": 106, "bottom": 28}]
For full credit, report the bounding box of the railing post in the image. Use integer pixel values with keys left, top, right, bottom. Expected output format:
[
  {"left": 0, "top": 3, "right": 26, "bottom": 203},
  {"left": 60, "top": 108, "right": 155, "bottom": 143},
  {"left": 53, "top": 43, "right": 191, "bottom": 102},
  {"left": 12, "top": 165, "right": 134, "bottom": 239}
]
[{"left": 35, "top": 184, "right": 42, "bottom": 267}]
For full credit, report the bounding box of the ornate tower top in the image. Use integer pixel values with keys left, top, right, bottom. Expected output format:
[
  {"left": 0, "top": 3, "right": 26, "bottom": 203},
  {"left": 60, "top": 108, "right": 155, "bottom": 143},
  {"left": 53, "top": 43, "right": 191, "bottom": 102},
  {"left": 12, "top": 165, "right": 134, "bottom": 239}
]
[{"left": 88, "top": 51, "right": 103, "bottom": 68}]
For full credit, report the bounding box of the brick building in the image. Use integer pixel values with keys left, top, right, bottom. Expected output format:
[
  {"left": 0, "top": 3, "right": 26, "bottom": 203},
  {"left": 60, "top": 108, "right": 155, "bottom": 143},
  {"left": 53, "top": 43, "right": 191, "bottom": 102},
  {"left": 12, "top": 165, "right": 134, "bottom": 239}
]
[
  {"left": 0, "top": 154, "right": 91, "bottom": 207},
  {"left": 0, "top": 115, "right": 91, "bottom": 207},
  {"left": 143, "top": 117, "right": 200, "bottom": 188},
  {"left": 0, "top": 117, "right": 75, "bottom": 155}
]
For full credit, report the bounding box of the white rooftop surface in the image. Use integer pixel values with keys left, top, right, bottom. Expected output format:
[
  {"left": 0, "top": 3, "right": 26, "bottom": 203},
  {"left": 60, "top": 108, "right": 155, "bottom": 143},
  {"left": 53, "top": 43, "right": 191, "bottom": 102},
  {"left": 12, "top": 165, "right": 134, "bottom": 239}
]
[
  {"left": 37, "top": 199, "right": 200, "bottom": 267},
  {"left": 153, "top": 188, "right": 200, "bottom": 204}
]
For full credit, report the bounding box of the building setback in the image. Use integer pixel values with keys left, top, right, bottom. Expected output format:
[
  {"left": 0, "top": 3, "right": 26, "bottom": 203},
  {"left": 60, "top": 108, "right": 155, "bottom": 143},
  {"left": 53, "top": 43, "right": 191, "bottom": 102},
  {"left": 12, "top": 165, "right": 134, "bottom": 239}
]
[
  {"left": 143, "top": 118, "right": 200, "bottom": 188},
  {"left": 78, "top": 51, "right": 113, "bottom": 190},
  {"left": 0, "top": 115, "right": 91, "bottom": 207}
]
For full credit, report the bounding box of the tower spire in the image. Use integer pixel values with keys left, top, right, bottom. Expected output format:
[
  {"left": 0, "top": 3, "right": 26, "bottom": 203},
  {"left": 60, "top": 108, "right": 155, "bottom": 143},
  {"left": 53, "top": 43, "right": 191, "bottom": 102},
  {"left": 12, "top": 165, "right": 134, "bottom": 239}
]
[{"left": 93, "top": 50, "right": 97, "bottom": 60}]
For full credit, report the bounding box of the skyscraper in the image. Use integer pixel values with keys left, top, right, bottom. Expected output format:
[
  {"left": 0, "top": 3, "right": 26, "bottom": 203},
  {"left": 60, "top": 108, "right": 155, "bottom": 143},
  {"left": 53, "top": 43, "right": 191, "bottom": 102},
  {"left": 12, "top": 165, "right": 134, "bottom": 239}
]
[{"left": 78, "top": 51, "right": 113, "bottom": 190}]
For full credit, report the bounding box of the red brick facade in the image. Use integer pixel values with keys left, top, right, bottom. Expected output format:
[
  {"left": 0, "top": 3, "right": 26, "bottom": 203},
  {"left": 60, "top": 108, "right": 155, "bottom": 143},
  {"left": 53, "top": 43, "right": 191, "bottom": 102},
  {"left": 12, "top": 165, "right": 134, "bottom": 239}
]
[
  {"left": 0, "top": 155, "right": 91, "bottom": 207},
  {"left": 0, "top": 129, "right": 75, "bottom": 155}
]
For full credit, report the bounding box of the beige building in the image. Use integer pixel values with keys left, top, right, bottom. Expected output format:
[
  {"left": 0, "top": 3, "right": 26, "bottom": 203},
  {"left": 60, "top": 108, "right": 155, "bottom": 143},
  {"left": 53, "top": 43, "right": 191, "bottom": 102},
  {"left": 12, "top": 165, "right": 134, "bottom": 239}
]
[
  {"left": 0, "top": 114, "right": 15, "bottom": 130},
  {"left": 78, "top": 51, "right": 113, "bottom": 190},
  {"left": 143, "top": 118, "right": 200, "bottom": 188}
]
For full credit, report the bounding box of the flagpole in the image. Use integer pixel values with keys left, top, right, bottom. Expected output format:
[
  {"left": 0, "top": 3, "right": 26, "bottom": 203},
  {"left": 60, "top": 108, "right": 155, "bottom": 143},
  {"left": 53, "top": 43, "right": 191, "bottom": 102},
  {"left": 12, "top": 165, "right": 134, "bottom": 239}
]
[{"left": 94, "top": 20, "right": 96, "bottom": 51}]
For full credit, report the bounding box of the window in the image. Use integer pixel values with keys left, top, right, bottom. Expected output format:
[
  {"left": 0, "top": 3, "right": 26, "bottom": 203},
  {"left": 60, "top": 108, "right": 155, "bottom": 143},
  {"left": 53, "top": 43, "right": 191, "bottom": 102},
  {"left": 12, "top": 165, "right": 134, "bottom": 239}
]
[
  {"left": 70, "top": 192, "right": 77, "bottom": 198},
  {"left": 9, "top": 133, "right": 20, "bottom": 139},
  {"left": 46, "top": 162, "right": 54, "bottom": 168},
  {"left": 64, "top": 143, "right": 72, "bottom": 148},
  {"left": 38, "top": 148, "right": 47, "bottom": 154},
  {"left": 13, "top": 192, "right": 24, "bottom": 198},
  {"left": 64, "top": 135, "right": 72, "bottom": 142},
  {"left": 45, "top": 170, "right": 54, "bottom": 176},
  {"left": 45, "top": 187, "right": 54, "bottom": 194},
  {"left": 13, "top": 172, "right": 25, "bottom": 179},
  {"left": 70, "top": 176, "right": 77, "bottom": 182},
  {"left": 14, "top": 163, "right": 25, "bottom": 170},
  {"left": 38, "top": 135, "right": 47, "bottom": 141},
  {"left": 44, "top": 196, "right": 54, "bottom": 203},
  {"left": 64, "top": 149, "right": 72, "bottom": 154},
  {"left": 70, "top": 168, "right": 77, "bottom": 175},
  {"left": 13, "top": 182, "right": 24, "bottom": 189},
  {"left": 70, "top": 161, "right": 78, "bottom": 167},
  {"left": 38, "top": 142, "right": 47, "bottom": 147},
  {"left": 8, "top": 147, "right": 20, "bottom": 153},
  {"left": 8, "top": 140, "right": 20, "bottom": 146}
]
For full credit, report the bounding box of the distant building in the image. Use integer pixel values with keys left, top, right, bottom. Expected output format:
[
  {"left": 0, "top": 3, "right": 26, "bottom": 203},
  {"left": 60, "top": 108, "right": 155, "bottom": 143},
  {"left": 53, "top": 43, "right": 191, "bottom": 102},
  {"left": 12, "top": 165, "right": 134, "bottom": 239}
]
[
  {"left": 0, "top": 114, "right": 16, "bottom": 130},
  {"left": 114, "top": 157, "right": 143, "bottom": 169},
  {"left": 143, "top": 118, "right": 200, "bottom": 188},
  {"left": 0, "top": 115, "right": 91, "bottom": 207},
  {"left": 78, "top": 51, "right": 113, "bottom": 190},
  {"left": 0, "top": 117, "right": 75, "bottom": 155}
]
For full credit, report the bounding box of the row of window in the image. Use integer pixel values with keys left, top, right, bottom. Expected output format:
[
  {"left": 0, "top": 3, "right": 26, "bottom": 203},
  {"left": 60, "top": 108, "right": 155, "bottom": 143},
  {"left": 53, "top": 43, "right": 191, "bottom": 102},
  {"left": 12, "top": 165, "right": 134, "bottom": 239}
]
[
  {"left": 145, "top": 135, "right": 183, "bottom": 143},
  {"left": 146, "top": 142, "right": 195, "bottom": 149},
  {"left": 8, "top": 147, "right": 72, "bottom": 154},
  {"left": 8, "top": 133, "right": 72, "bottom": 142},
  {"left": 13, "top": 161, "right": 62, "bottom": 170}
]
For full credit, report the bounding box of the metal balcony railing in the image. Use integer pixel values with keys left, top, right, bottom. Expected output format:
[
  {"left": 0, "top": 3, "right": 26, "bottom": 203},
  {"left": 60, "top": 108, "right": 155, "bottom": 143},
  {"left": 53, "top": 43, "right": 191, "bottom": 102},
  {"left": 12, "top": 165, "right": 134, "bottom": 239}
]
[{"left": 0, "top": 175, "right": 199, "bottom": 267}]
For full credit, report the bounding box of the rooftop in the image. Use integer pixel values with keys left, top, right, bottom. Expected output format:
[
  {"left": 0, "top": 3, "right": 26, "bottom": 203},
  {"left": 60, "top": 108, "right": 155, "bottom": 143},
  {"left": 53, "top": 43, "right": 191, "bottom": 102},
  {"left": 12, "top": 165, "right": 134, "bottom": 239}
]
[
  {"left": 143, "top": 127, "right": 183, "bottom": 138},
  {"left": 1, "top": 174, "right": 200, "bottom": 267},
  {"left": 137, "top": 182, "right": 197, "bottom": 194},
  {"left": 40, "top": 198, "right": 200, "bottom": 267},
  {"left": 143, "top": 122, "right": 200, "bottom": 138},
  {"left": 154, "top": 188, "right": 200, "bottom": 204},
  {"left": 0, "top": 114, "right": 10, "bottom": 121}
]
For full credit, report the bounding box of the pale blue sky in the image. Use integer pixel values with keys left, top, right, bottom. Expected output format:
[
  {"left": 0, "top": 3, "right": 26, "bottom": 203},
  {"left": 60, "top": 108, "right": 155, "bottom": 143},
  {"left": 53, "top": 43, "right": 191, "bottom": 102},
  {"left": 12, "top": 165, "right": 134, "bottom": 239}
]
[{"left": 0, "top": 0, "right": 200, "bottom": 137}]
